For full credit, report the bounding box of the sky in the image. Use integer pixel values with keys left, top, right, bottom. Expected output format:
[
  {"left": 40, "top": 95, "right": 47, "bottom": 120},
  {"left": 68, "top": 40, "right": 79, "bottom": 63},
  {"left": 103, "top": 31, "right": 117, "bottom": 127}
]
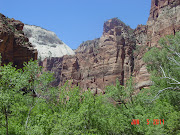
[{"left": 1, "top": 0, "right": 151, "bottom": 49}]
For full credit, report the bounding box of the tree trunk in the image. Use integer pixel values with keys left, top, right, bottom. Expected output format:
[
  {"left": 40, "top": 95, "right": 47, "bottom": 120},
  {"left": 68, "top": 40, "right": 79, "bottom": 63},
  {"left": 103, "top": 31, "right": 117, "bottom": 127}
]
[{"left": 4, "top": 107, "right": 8, "bottom": 135}]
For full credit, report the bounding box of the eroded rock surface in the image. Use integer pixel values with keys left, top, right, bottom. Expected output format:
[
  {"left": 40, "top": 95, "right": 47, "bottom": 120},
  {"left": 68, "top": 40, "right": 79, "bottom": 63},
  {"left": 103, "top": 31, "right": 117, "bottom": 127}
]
[
  {"left": 43, "top": 18, "right": 135, "bottom": 93},
  {"left": 147, "top": 0, "right": 180, "bottom": 47},
  {"left": 43, "top": 0, "right": 180, "bottom": 92},
  {"left": 0, "top": 13, "right": 37, "bottom": 68},
  {"left": 23, "top": 25, "right": 75, "bottom": 60},
  {"left": 133, "top": 0, "right": 180, "bottom": 89}
]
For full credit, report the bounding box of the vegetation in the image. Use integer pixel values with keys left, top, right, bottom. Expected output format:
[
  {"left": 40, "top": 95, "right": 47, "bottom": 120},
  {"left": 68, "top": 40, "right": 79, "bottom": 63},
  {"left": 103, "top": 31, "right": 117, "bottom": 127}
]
[{"left": 0, "top": 32, "right": 179, "bottom": 134}]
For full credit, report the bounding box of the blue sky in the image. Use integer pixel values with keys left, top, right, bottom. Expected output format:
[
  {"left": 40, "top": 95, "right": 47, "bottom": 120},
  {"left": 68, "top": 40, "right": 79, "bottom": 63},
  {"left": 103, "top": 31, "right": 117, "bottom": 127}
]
[{"left": 1, "top": 0, "right": 151, "bottom": 49}]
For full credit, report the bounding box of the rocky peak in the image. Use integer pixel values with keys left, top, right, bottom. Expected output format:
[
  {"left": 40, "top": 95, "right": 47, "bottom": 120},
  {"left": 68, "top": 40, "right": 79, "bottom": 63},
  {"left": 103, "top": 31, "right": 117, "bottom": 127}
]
[
  {"left": 43, "top": 18, "right": 135, "bottom": 91},
  {"left": 0, "top": 13, "right": 24, "bottom": 34},
  {"left": 75, "top": 38, "right": 100, "bottom": 54},
  {"left": 102, "top": 18, "right": 133, "bottom": 40}
]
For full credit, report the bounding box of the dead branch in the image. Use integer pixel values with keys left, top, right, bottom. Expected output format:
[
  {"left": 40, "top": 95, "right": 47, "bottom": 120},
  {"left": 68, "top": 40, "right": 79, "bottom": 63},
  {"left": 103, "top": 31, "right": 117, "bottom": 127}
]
[{"left": 149, "top": 87, "right": 180, "bottom": 103}]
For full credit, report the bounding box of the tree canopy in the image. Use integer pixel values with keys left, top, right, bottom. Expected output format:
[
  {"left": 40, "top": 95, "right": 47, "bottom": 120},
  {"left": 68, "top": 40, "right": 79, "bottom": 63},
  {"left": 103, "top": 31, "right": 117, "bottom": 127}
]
[{"left": 0, "top": 32, "right": 179, "bottom": 134}]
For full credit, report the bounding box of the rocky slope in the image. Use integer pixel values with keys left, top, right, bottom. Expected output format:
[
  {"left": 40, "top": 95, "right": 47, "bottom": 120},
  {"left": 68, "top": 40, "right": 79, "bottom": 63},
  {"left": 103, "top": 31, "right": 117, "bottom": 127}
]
[
  {"left": 23, "top": 25, "right": 75, "bottom": 60},
  {"left": 0, "top": 13, "right": 37, "bottom": 68}
]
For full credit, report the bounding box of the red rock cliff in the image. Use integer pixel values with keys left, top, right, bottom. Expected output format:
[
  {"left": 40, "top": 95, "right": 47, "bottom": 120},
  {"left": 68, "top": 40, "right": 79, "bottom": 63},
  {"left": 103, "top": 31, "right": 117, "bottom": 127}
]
[
  {"left": 43, "top": 18, "right": 135, "bottom": 93},
  {"left": 133, "top": 0, "right": 180, "bottom": 90},
  {"left": 147, "top": 0, "right": 180, "bottom": 47},
  {"left": 43, "top": 0, "right": 180, "bottom": 92},
  {"left": 0, "top": 13, "right": 37, "bottom": 68}
]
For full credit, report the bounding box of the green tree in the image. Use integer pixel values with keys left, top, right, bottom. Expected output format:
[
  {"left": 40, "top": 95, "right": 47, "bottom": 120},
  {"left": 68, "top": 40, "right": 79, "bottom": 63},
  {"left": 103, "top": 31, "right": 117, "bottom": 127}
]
[
  {"left": 143, "top": 32, "right": 180, "bottom": 104},
  {"left": 143, "top": 32, "right": 180, "bottom": 134},
  {"left": 0, "top": 59, "right": 54, "bottom": 135}
]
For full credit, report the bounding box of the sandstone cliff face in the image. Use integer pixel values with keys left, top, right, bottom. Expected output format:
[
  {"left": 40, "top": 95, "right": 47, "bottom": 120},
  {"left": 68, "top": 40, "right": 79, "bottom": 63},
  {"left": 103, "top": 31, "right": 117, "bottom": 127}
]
[
  {"left": 43, "top": 0, "right": 180, "bottom": 92},
  {"left": 0, "top": 13, "right": 37, "bottom": 68},
  {"left": 133, "top": 0, "right": 180, "bottom": 90},
  {"left": 147, "top": 0, "right": 180, "bottom": 47},
  {"left": 43, "top": 18, "right": 135, "bottom": 93}
]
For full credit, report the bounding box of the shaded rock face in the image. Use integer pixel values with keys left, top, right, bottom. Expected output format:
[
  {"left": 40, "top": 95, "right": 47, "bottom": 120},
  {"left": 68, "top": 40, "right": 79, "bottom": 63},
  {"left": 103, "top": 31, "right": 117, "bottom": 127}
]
[
  {"left": 0, "top": 13, "right": 37, "bottom": 68},
  {"left": 43, "top": 0, "right": 180, "bottom": 92}
]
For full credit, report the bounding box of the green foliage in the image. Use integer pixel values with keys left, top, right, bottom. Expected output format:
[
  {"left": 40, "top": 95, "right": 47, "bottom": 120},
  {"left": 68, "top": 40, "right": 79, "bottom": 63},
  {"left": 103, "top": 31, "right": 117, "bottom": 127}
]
[
  {"left": 142, "top": 32, "right": 180, "bottom": 134},
  {"left": 0, "top": 32, "right": 179, "bottom": 134},
  {"left": 143, "top": 32, "right": 180, "bottom": 84},
  {"left": 0, "top": 59, "right": 54, "bottom": 135},
  {"left": 143, "top": 32, "right": 180, "bottom": 105},
  {"left": 7, "top": 24, "right": 15, "bottom": 32}
]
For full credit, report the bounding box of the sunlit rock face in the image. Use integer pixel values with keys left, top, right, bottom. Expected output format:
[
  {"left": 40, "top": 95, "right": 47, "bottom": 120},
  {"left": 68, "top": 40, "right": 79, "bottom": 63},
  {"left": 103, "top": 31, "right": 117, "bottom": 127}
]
[
  {"left": 23, "top": 25, "right": 75, "bottom": 60},
  {"left": 42, "top": 18, "right": 135, "bottom": 93},
  {"left": 147, "top": 0, "right": 180, "bottom": 47},
  {"left": 42, "top": 0, "right": 180, "bottom": 92},
  {"left": 133, "top": 0, "right": 180, "bottom": 90}
]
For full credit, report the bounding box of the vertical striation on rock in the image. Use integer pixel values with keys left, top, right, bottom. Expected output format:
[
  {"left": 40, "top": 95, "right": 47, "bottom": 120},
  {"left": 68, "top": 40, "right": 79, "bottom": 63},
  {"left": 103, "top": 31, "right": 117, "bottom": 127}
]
[
  {"left": 147, "top": 0, "right": 180, "bottom": 47},
  {"left": 43, "top": 18, "right": 135, "bottom": 93},
  {"left": 133, "top": 0, "right": 180, "bottom": 90},
  {"left": 0, "top": 13, "right": 37, "bottom": 68},
  {"left": 42, "top": 0, "right": 180, "bottom": 92}
]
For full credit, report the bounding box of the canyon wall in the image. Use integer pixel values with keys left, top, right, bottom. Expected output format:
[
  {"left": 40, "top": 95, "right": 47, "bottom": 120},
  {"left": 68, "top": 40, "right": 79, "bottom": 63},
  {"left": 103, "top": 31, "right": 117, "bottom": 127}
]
[
  {"left": 43, "top": 0, "right": 180, "bottom": 92},
  {"left": 147, "top": 0, "right": 180, "bottom": 47},
  {"left": 133, "top": 0, "right": 180, "bottom": 90},
  {"left": 43, "top": 18, "right": 135, "bottom": 93},
  {"left": 1, "top": 0, "right": 179, "bottom": 93},
  {"left": 0, "top": 13, "right": 37, "bottom": 68}
]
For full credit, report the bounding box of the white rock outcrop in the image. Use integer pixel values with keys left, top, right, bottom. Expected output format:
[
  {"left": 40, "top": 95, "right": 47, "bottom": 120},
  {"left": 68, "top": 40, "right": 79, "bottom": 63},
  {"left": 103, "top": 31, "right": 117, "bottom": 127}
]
[{"left": 23, "top": 25, "right": 75, "bottom": 60}]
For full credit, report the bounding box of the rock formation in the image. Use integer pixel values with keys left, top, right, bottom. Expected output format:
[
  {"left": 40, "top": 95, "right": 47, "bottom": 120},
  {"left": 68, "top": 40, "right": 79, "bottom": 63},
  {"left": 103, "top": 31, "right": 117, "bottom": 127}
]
[
  {"left": 133, "top": 0, "right": 180, "bottom": 90},
  {"left": 23, "top": 25, "right": 75, "bottom": 60},
  {"left": 43, "top": 18, "right": 135, "bottom": 94},
  {"left": 0, "top": 13, "right": 37, "bottom": 68},
  {"left": 42, "top": 0, "right": 180, "bottom": 93},
  {"left": 1, "top": 0, "right": 177, "bottom": 93},
  {"left": 147, "top": 0, "right": 180, "bottom": 47}
]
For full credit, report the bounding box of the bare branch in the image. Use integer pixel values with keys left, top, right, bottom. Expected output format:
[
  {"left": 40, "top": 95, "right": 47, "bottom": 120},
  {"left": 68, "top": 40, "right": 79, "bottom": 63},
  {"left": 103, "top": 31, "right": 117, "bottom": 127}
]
[
  {"left": 150, "top": 87, "right": 179, "bottom": 103},
  {"left": 167, "top": 46, "right": 180, "bottom": 58},
  {"left": 160, "top": 66, "right": 166, "bottom": 77},
  {"left": 161, "top": 77, "right": 180, "bottom": 84},
  {"left": 173, "top": 50, "right": 180, "bottom": 58},
  {"left": 25, "top": 100, "right": 38, "bottom": 130},
  {"left": 170, "top": 83, "right": 180, "bottom": 85},
  {"left": 167, "top": 56, "right": 180, "bottom": 66},
  {"left": 160, "top": 66, "right": 180, "bottom": 84}
]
